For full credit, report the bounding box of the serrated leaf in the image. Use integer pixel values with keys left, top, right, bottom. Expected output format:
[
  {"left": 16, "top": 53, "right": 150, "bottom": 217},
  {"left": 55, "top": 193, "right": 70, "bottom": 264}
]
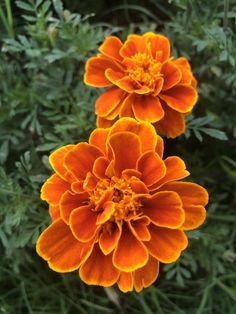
[
  {"left": 201, "top": 128, "right": 228, "bottom": 140},
  {"left": 16, "top": 1, "right": 34, "bottom": 11}
]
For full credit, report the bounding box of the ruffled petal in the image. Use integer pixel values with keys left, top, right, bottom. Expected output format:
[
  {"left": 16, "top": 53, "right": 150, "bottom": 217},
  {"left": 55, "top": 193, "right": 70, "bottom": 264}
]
[
  {"left": 80, "top": 244, "right": 120, "bottom": 287},
  {"left": 84, "top": 56, "right": 123, "bottom": 87},
  {"left": 146, "top": 224, "right": 188, "bottom": 263},
  {"left": 109, "top": 117, "right": 158, "bottom": 153},
  {"left": 128, "top": 217, "right": 151, "bottom": 241},
  {"left": 160, "top": 85, "right": 198, "bottom": 113},
  {"left": 132, "top": 94, "right": 165, "bottom": 123},
  {"left": 69, "top": 205, "right": 99, "bottom": 242},
  {"left": 105, "top": 69, "right": 135, "bottom": 93},
  {"left": 89, "top": 128, "right": 109, "bottom": 154},
  {"left": 49, "top": 205, "right": 60, "bottom": 221},
  {"left": 120, "top": 38, "right": 144, "bottom": 58},
  {"left": 174, "top": 57, "right": 193, "bottom": 85},
  {"left": 64, "top": 143, "right": 103, "bottom": 180},
  {"left": 154, "top": 103, "right": 185, "bottom": 138},
  {"left": 36, "top": 219, "right": 93, "bottom": 272},
  {"left": 161, "top": 61, "right": 182, "bottom": 91},
  {"left": 161, "top": 182, "right": 208, "bottom": 230},
  {"left": 117, "top": 272, "right": 134, "bottom": 292},
  {"left": 99, "top": 36, "right": 123, "bottom": 62},
  {"left": 137, "top": 151, "right": 166, "bottom": 186},
  {"left": 151, "top": 156, "right": 190, "bottom": 190},
  {"left": 96, "top": 201, "right": 115, "bottom": 225},
  {"left": 119, "top": 95, "right": 135, "bottom": 118},
  {"left": 96, "top": 116, "right": 116, "bottom": 128},
  {"left": 113, "top": 224, "right": 149, "bottom": 271},
  {"left": 142, "top": 191, "right": 185, "bottom": 228},
  {"left": 108, "top": 132, "right": 141, "bottom": 177},
  {"left": 95, "top": 87, "right": 125, "bottom": 118},
  {"left": 60, "top": 190, "right": 89, "bottom": 223},
  {"left": 49, "top": 145, "right": 76, "bottom": 182},
  {"left": 99, "top": 222, "right": 121, "bottom": 255},
  {"left": 133, "top": 256, "right": 159, "bottom": 292},
  {"left": 144, "top": 32, "right": 170, "bottom": 61},
  {"left": 41, "top": 174, "right": 70, "bottom": 206},
  {"left": 92, "top": 156, "right": 109, "bottom": 179}
]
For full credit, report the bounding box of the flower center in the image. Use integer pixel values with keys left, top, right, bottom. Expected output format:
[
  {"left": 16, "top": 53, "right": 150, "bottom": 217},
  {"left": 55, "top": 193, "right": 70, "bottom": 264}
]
[
  {"left": 126, "top": 52, "right": 162, "bottom": 90},
  {"left": 90, "top": 176, "right": 142, "bottom": 221}
]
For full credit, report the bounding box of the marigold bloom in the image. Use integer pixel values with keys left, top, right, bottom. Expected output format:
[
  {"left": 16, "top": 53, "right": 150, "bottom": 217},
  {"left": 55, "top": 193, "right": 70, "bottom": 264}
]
[
  {"left": 36, "top": 118, "right": 208, "bottom": 292},
  {"left": 84, "top": 32, "right": 198, "bottom": 138}
]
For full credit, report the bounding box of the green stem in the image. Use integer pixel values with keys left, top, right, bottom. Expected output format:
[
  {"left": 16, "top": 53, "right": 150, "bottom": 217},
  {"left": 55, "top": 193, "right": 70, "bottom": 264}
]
[{"left": 223, "top": 0, "right": 229, "bottom": 31}]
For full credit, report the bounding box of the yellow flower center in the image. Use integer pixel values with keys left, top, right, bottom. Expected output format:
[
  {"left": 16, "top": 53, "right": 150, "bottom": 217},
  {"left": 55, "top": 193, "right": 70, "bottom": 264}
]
[
  {"left": 126, "top": 52, "right": 162, "bottom": 90},
  {"left": 90, "top": 176, "right": 142, "bottom": 221}
]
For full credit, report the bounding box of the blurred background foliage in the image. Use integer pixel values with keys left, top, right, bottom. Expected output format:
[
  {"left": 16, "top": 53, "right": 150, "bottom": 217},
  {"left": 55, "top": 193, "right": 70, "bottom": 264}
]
[{"left": 0, "top": 0, "right": 236, "bottom": 313}]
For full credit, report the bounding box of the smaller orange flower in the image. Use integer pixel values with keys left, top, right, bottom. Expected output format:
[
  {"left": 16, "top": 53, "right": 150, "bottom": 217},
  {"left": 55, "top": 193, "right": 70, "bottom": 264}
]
[
  {"left": 84, "top": 32, "right": 198, "bottom": 138},
  {"left": 36, "top": 118, "right": 208, "bottom": 292}
]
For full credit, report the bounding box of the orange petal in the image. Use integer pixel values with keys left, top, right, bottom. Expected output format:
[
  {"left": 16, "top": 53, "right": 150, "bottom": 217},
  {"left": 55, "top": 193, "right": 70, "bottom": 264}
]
[
  {"left": 144, "top": 32, "right": 170, "bottom": 61},
  {"left": 92, "top": 156, "right": 110, "bottom": 179},
  {"left": 161, "top": 182, "right": 208, "bottom": 230},
  {"left": 174, "top": 57, "right": 193, "bottom": 85},
  {"left": 120, "top": 39, "right": 141, "bottom": 58},
  {"left": 36, "top": 219, "right": 93, "bottom": 272},
  {"left": 96, "top": 116, "right": 116, "bottom": 128},
  {"left": 89, "top": 128, "right": 109, "bottom": 154},
  {"left": 142, "top": 191, "right": 185, "bottom": 228},
  {"left": 41, "top": 174, "right": 70, "bottom": 206},
  {"left": 109, "top": 117, "right": 158, "bottom": 153},
  {"left": 96, "top": 201, "right": 115, "bottom": 225},
  {"left": 133, "top": 256, "right": 159, "bottom": 292},
  {"left": 113, "top": 224, "right": 149, "bottom": 271},
  {"left": 69, "top": 205, "right": 98, "bottom": 242},
  {"left": 49, "top": 145, "right": 76, "bottom": 182},
  {"left": 95, "top": 87, "right": 125, "bottom": 118},
  {"left": 79, "top": 243, "right": 120, "bottom": 286},
  {"left": 160, "top": 85, "right": 198, "bottom": 113},
  {"left": 99, "top": 222, "right": 121, "bottom": 255},
  {"left": 99, "top": 36, "right": 123, "bottom": 62},
  {"left": 154, "top": 103, "right": 185, "bottom": 138},
  {"left": 129, "top": 178, "right": 149, "bottom": 194},
  {"left": 108, "top": 132, "right": 141, "bottom": 177},
  {"left": 64, "top": 143, "right": 103, "bottom": 180},
  {"left": 60, "top": 190, "right": 89, "bottom": 223},
  {"left": 84, "top": 56, "right": 123, "bottom": 87},
  {"left": 119, "top": 95, "right": 135, "bottom": 118},
  {"left": 151, "top": 156, "right": 190, "bottom": 190},
  {"left": 137, "top": 151, "right": 166, "bottom": 186},
  {"left": 117, "top": 272, "right": 134, "bottom": 292},
  {"left": 155, "top": 136, "right": 164, "bottom": 158},
  {"left": 153, "top": 77, "right": 164, "bottom": 96},
  {"left": 71, "top": 180, "right": 84, "bottom": 193},
  {"left": 122, "top": 168, "right": 141, "bottom": 180},
  {"left": 161, "top": 61, "right": 182, "bottom": 91},
  {"left": 49, "top": 205, "right": 60, "bottom": 221},
  {"left": 105, "top": 69, "right": 135, "bottom": 93},
  {"left": 146, "top": 224, "right": 188, "bottom": 263},
  {"left": 128, "top": 217, "right": 151, "bottom": 241},
  {"left": 132, "top": 94, "right": 165, "bottom": 123}
]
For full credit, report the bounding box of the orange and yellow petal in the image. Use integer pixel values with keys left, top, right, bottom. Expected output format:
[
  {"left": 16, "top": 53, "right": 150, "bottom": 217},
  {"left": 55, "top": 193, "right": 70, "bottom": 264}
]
[
  {"left": 96, "top": 116, "right": 116, "bottom": 128},
  {"left": 95, "top": 87, "right": 125, "bottom": 118},
  {"left": 128, "top": 217, "right": 151, "bottom": 241},
  {"left": 36, "top": 219, "right": 93, "bottom": 272},
  {"left": 161, "top": 61, "right": 182, "bottom": 91},
  {"left": 133, "top": 256, "right": 159, "bottom": 292},
  {"left": 131, "top": 94, "right": 165, "bottom": 123},
  {"left": 142, "top": 191, "right": 185, "bottom": 228},
  {"left": 174, "top": 57, "right": 193, "bottom": 85},
  {"left": 92, "top": 156, "right": 110, "bottom": 179},
  {"left": 146, "top": 224, "right": 188, "bottom": 263},
  {"left": 117, "top": 272, "right": 134, "bottom": 292},
  {"left": 79, "top": 244, "right": 120, "bottom": 287},
  {"left": 60, "top": 190, "right": 89, "bottom": 223},
  {"left": 154, "top": 103, "right": 186, "bottom": 138},
  {"left": 113, "top": 224, "right": 149, "bottom": 271},
  {"left": 49, "top": 205, "right": 60, "bottom": 221},
  {"left": 84, "top": 56, "right": 123, "bottom": 87},
  {"left": 89, "top": 128, "right": 109, "bottom": 154},
  {"left": 137, "top": 151, "right": 166, "bottom": 186},
  {"left": 99, "top": 222, "right": 121, "bottom": 255},
  {"left": 108, "top": 132, "right": 141, "bottom": 176},
  {"left": 64, "top": 143, "right": 103, "bottom": 180},
  {"left": 160, "top": 85, "right": 198, "bottom": 113},
  {"left": 69, "top": 205, "right": 98, "bottom": 242},
  {"left": 144, "top": 32, "right": 170, "bottom": 61},
  {"left": 41, "top": 174, "right": 70, "bottom": 206},
  {"left": 99, "top": 36, "right": 123, "bottom": 62},
  {"left": 49, "top": 145, "right": 75, "bottom": 182}
]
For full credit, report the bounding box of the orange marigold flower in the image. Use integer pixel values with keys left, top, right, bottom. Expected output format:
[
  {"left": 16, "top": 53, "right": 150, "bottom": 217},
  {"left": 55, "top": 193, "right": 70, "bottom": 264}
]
[
  {"left": 84, "top": 32, "right": 198, "bottom": 138},
  {"left": 36, "top": 118, "right": 208, "bottom": 292}
]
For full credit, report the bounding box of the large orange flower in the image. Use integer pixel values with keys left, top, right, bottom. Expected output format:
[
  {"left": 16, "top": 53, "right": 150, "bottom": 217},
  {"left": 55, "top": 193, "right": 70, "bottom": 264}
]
[
  {"left": 36, "top": 118, "right": 208, "bottom": 292},
  {"left": 84, "top": 32, "right": 198, "bottom": 138}
]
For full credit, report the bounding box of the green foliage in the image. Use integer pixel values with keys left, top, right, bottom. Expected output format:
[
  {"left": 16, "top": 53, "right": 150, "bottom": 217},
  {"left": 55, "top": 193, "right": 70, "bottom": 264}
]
[{"left": 0, "top": 0, "right": 236, "bottom": 313}]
